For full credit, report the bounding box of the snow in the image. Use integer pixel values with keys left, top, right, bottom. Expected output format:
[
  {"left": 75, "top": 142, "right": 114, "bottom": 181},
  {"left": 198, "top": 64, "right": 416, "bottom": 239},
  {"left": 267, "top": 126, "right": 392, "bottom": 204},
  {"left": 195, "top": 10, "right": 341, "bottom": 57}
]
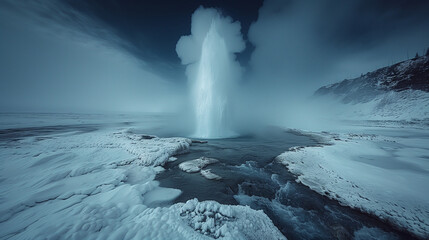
[
  {"left": 277, "top": 126, "right": 429, "bottom": 239},
  {"left": 179, "top": 157, "right": 222, "bottom": 180},
  {"left": 200, "top": 169, "right": 222, "bottom": 180},
  {"left": 341, "top": 90, "right": 429, "bottom": 121},
  {"left": 116, "top": 131, "right": 192, "bottom": 166},
  {"left": 179, "top": 157, "right": 219, "bottom": 173},
  {"left": 0, "top": 124, "right": 285, "bottom": 239},
  {"left": 315, "top": 56, "right": 429, "bottom": 122},
  {"left": 180, "top": 198, "right": 285, "bottom": 239}
]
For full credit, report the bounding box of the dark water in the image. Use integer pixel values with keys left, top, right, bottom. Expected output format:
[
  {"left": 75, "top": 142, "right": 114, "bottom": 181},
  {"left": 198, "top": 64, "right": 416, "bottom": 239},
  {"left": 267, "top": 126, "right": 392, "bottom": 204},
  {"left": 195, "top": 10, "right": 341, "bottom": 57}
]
[{"left": 156, "top": 126, "right": 417, "bottom": 240}]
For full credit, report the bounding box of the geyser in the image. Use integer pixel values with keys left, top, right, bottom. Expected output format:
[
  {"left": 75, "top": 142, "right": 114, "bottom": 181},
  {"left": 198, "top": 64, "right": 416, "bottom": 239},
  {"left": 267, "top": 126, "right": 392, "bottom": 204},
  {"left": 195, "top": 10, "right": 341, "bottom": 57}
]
[
  {"left": 193, "top": 21, "right": 230, "bottom": 138},
  {"left": 176, "top": 7, "right": 245, "bottom": 138}
]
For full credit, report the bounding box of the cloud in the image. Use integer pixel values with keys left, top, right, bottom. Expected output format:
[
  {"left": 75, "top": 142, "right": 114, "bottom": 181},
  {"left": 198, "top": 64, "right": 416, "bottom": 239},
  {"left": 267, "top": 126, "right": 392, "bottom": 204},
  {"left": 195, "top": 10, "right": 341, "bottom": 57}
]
[
  {"left": 0, "top": 2, "right": 184, "bottom": 113},
  {"left": 248, "top": 0, "right": 429, "bottom": 93},
  {"left": 176, "top": 6, "right": 245, "bottom": 65},
  {"left": 236, "top": 0, "right": 429, "bottom": 130}
]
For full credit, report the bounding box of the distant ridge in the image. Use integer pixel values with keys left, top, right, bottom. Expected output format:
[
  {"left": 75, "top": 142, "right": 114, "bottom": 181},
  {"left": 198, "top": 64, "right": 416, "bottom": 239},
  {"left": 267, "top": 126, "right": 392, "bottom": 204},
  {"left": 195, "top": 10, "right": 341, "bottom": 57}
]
[
  {"left": 314, "top": 55, "right": 429, "bottom": 121},
  {"left": 316, "top": 55, "right": 429, "bottom": 103}
]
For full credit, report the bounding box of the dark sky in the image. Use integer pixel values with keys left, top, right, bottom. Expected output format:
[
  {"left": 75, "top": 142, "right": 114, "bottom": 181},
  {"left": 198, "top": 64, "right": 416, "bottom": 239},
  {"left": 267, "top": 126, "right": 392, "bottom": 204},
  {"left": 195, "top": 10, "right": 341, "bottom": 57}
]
[
  {"left": 244, "top": 0, "right": 429, "bottom": 96},
  {"left": 3, "top": 0, "right": 429, "bottom": 80},
  {"left": 42, "top": 0, "right": 429, "bottom": 81},
  {"left": 1, "top": 0, "right": 429, "bottom": 112},
  {"left": 50, "top": 0, "right": 263, "bottom": 78}
]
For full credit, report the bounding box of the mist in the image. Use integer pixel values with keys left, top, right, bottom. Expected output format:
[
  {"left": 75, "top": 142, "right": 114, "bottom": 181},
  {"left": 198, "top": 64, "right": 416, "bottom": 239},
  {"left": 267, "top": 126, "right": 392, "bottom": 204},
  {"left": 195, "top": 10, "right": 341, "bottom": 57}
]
[
  {"left": 1, "top": 0, "right": 429, "bottom": 132},
  {"left": 0, "top": 2, "right": 185, "bottom": 114},
  {"left": 233, "top": 0, "right": 429, "bottom": 131}
]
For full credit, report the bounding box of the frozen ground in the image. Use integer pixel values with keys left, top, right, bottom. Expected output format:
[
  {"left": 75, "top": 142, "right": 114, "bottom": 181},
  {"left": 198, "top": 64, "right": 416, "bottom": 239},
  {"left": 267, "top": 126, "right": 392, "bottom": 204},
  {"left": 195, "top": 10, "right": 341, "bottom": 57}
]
[
  {"left": 0, "top": 119, "right": 284, "bottom": 239},
  {"left": 338, "top": 90, "right": 429, "bottom": 121},
  {"left": 277, "top": 122, "right": 429, "bottom": 239},
  {"left": 179, "top": 157, "right": 222, "bottom": 180},
  {"left": 1, "top": 113, "right": 425, "bottom": 239}
]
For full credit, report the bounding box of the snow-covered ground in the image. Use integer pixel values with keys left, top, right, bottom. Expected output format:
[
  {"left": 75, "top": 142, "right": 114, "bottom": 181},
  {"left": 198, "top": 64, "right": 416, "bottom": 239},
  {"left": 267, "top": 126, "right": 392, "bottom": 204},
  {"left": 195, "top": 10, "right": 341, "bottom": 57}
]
[
  {"left": 0, "top": 124, "right": 284, "bottom": 239},
  {"left": 335, "top": 90, "right": 429, "bottom": 121},
  {"left": 277, "top": 123, "right": 429, "bottom": 239}
]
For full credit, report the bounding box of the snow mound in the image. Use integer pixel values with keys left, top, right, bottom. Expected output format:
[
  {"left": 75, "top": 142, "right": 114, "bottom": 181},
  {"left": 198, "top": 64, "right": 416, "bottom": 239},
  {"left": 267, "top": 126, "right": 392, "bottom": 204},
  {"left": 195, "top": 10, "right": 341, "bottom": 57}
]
[
  {"left": 200, "top": 169, "right": 222, "bottom": 180},
  {"left": 277, "top": 130, "right": 429, "bottom": 239},
  {"left": 179, "top": 157, "right": 219, "bottom": 173},
  {"left": 179, "top": 198, "right": 286, "bottom": 240},
  {"left": 114, "top": 131, "right": 192, "bottom": 166}
]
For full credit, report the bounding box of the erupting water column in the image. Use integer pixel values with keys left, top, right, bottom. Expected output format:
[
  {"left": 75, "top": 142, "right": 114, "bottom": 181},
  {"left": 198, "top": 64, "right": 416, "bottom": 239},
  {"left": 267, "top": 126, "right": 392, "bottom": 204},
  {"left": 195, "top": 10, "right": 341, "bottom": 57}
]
[
  {"left": 193, "top": 21, "right": 231, "bottom": 138},
  {"left": 176, "top": 8, "right": 245, "bottom": 138}
]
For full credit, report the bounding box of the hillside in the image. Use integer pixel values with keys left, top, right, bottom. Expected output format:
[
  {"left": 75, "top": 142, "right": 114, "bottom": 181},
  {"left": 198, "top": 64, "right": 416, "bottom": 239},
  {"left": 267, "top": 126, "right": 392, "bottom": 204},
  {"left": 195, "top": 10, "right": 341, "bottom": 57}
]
[{"left": 315, "top": 55, "right": 429, "bottom": 121}]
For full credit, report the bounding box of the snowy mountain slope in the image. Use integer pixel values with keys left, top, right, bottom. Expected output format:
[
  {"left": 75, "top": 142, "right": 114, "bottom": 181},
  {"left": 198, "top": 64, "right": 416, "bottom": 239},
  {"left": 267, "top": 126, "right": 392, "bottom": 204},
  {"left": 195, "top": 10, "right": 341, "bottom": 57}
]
[
  {"left": 316, "top": 55, "right": 429, "bottom": 101},
  {"left": 314, "top": 55, "right": 429, "bottom": 120}
]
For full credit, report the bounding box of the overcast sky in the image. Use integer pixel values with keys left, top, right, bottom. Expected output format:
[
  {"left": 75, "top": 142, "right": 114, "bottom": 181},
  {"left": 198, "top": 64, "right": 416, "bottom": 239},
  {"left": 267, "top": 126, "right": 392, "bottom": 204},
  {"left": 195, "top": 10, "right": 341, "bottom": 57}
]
[{"left": 1, "top": 0, "right": 429, "bottom": 113}]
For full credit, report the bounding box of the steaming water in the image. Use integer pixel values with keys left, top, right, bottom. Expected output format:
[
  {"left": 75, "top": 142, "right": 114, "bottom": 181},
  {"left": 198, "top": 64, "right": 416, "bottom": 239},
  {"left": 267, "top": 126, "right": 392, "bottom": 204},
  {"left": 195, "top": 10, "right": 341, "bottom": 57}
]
[
  {"left": 192, "top": 21, "right": 234, "bottom": 139},
  {"left": 157, "top": 126, "right": 416, "bottom": 240}
]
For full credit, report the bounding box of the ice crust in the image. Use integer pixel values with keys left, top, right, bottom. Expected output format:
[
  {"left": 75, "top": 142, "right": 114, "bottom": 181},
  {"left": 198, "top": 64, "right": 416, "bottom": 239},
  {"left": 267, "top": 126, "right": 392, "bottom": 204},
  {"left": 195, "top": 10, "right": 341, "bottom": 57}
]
[
  {"left": 0, "top": 128, "right": 285, "bottom": 239},
  {"left": 277, "top": 127, "right": 429, "bottom": 239},
  {"left": 180, "top": 198, "right": 285, "bottom": 239},
  {"left": 200, "top": 169, "right": 222, "bottom": 180},
  {"left": 179, "top": 157, "right": 219, "bottom": 173},
  {"left": 179, "top": 157, "right": 222, "bottom": 180}
]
